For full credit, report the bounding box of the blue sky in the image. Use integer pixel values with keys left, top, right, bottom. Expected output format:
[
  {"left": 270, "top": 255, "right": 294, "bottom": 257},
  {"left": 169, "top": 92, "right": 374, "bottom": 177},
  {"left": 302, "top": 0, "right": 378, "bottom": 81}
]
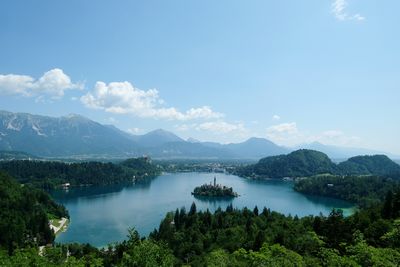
[{"left": 0, "top": 0, "right": 399, "bottom": 154}]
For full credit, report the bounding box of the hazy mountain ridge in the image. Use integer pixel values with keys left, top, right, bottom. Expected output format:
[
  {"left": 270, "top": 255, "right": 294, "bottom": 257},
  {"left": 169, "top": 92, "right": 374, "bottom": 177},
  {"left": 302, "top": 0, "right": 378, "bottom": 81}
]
[
  {"left": 132, "top": 129, "right": 185, "bottom": 147},
  {"left": 0, "top": 110, "right": 139, "bottom": 157},
  {"left": 0, "top": 111, "right": 286, "bottom": 159},
  {"left": 0, "top": 110, "right": 397, "bottom": 160}
]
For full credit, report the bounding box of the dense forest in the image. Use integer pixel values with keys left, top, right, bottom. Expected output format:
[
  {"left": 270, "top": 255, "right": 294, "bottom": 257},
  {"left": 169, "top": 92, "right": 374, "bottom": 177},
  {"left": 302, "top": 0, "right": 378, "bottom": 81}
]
[
  {"left": 236, "top": 149, "right": 400, "bottom": 179},
  {"left": 0, "top": 157, "right": 160, "bottom": 189},
  {"left": 0, "top": 172, "right": 68, "bottom": 255},
  {"left": 337, "top": 155, "right": 400, "bottom": 176},
  {"left": 294, "top": 175, "right": 400, "bottom": 207},
  {"left": 3, "top": 198, "right": 400, "bottom": 266},
  {"left": 149, "top": 201, "right": 400, "bottom": 266},
  {"left": 237, "top": 149, "right": 335, "bottom": 178}
]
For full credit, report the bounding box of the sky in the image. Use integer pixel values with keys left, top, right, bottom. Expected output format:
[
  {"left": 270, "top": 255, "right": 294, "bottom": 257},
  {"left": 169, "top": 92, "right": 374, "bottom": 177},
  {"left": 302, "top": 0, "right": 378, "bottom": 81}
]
[{"left": 0, "top": 0, "right": 399, "bottom": 154}]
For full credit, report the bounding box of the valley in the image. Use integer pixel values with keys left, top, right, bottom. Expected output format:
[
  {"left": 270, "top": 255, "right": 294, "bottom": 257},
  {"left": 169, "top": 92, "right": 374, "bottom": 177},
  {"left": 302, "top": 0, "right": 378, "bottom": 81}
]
[{"left": 1, "top": 136, "right": 400, "bottom": 265}]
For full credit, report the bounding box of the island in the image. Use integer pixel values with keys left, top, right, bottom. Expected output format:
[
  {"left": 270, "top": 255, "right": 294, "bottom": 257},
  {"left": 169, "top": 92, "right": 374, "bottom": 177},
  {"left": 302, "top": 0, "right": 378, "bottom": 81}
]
[{"left": 192, "top": 177, "right": 239, "bottom": 197}]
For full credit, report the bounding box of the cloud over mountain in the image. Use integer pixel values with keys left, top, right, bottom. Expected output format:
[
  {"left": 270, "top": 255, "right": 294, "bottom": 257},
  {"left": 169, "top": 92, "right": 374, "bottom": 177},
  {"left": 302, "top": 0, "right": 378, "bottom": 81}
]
[
  {"left": 81, "top": 81, "right": 223, "bottom": 121},
  {"left": 0, "top": 69, "right": 83, "bottom": 99}
]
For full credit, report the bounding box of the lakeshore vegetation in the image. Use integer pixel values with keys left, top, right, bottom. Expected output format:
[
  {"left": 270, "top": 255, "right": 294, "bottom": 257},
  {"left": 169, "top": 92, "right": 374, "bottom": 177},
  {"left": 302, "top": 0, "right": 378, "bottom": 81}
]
[
  {"left": 0, "top": 157, "right": 160, "bottom": 189},
  {"left": 294, "top": 175, "right": 400, "bottom": 208}
]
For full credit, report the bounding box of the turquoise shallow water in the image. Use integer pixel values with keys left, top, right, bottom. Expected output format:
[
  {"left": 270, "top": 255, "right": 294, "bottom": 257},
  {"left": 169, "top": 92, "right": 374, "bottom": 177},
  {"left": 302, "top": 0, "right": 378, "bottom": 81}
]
[{"left": 53, "top": 172, "right": 354, "bottom": 247}]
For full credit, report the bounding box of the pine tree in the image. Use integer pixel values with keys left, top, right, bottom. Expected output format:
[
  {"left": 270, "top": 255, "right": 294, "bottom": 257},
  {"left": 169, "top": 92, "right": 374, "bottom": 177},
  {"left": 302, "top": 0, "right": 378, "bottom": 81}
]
[
  {"left": 189, "top": 202, "right": 197, "bottom": 216},
  {"left": 382, "top": 190, "right": 393, "bottom": 219},
  {"left": 253, "top": 206, "right": 259, "bottom": 216}
]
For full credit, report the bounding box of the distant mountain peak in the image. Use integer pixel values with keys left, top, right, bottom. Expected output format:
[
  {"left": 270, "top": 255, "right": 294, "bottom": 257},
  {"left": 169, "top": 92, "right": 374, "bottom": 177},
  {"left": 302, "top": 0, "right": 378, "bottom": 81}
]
[
  {"left": 187, "top": 137, "right": 200, "bottom": 143},
  {"left": 63, "top": 113, "right": 91, "bottom": 121},
  {"left": 245, "top": 137, "right": 274, "bottom": 144},
  {"left": 148, "top": 128, "right": 172, "bottom": 134},
  {"left": 146, "top": 129, "right": 182, "bottom": 139},
  {"left": 138, "top": 128, "right": 184, "bottom": 147}
]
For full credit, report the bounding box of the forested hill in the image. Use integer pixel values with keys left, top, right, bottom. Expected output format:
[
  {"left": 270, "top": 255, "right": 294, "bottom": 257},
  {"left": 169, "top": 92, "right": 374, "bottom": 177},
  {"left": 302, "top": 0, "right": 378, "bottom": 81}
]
[
  {"left": 338, "top": 155, "right": 400, "bottom": 176},
  {"left": 236, "top": 149, "right": 400, "bottom": 178},
  {"left": 0, "top": 172, "right": 68, "bottom": 253},
  {"left": 236, "top": 149, "right": 336, "bottom": 178},
  {"left": 0, "top": 157, "right": 160, "bottom": 189}
]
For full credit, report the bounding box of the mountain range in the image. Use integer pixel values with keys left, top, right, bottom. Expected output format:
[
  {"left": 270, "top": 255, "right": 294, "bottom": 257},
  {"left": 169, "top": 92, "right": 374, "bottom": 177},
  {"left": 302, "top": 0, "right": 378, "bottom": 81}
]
[{"left": 0, "top": 110, "right": 397, "bottom": 160}]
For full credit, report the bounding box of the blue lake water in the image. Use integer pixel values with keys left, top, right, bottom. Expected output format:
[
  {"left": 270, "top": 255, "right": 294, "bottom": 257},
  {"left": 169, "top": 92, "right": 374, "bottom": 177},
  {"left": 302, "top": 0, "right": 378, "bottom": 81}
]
[{"left": 52, "top": 172, "right": 354, "bottom": 247}]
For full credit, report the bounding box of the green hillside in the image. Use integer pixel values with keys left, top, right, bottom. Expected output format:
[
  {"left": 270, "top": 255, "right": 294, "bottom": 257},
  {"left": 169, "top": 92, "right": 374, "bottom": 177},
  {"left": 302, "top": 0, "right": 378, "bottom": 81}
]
[
  {"left": 0, "top": 172, "right": 68, "bottom": 253},
  {"left": 237, "top": 149, "right": 336, "bottom": 178},
  {"left": 338, "top": 155, "right": 400, "bottom": 176},
  {"left": 237, "top": 150, "right": 400, "bottom": 179}
]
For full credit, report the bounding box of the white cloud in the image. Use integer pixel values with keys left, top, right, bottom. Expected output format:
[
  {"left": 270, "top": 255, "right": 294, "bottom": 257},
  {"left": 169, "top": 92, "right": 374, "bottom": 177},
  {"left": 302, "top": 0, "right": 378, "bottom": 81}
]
[
  {"left": 267, "top": 122, "right": 298, "bottom": 135},
  {"left": 266, "top": 122, "right": 300, "bottom": 145},
  {"left": 266, "top": 122, "right": 361, "bottom": 147},
  {"left": 0, "top": 68, "right": 83, "bottom": 99},
  {"left": 272, "top": 115, "right": 281, "bottom": 121},
  {"left": 81, "top": 81, "right": 223, "bottom": 121},
  {"left": 321, "top": 130, "right": 344, "bottom": 138},
  {"left": 196, "top": 121, "right": 246, "bottom": 134},
  {"left": 175, "top": 124, "right": 194, "bottom": 132},
  {"left": 353, "top": 14, "right": 365, "bottom": 21},
  {"left": 332, "top": 0, "right": 365, "bottom": 21},
  {"left": 175, "top": 121, "right": 248, "bottom": 137},
  {"left": 107, "top": 117, "right": 118, "bottom": 123},
  {"left": 315, "top": 130, "right": 361, "bottom": 146},
  {"left": 126, "top": 128, "right": 142, "bottom": 134}
]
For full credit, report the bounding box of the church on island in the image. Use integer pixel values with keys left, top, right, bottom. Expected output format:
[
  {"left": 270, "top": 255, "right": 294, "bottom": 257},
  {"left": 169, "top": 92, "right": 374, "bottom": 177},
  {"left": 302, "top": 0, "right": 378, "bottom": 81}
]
[{"left": 192, "top": 176, "right": 239, "bottom": 197}]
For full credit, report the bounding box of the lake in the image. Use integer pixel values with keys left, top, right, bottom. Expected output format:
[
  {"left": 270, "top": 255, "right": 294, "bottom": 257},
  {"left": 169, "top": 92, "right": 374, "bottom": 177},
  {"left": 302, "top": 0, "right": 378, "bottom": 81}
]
[{"left": 52, "top": 172, "right": 354, "bottom": 247}]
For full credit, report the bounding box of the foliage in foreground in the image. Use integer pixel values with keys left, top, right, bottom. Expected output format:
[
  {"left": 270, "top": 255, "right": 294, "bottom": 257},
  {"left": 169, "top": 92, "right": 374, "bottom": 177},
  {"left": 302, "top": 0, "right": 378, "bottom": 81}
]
[
  {"left": 0, "top": 172, "right": 68, "bottom": 254},
  {"left": 2, "top": 202, "right": 400, "bottom": 266},
  {"left": 149, "top": 201, "right": 400, "bottom": 266}
]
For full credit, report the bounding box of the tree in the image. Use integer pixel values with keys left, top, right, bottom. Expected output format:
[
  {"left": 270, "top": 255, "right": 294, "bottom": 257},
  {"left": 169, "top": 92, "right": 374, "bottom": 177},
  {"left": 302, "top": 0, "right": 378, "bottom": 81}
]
[
  {"left": 382, "top": 190, "right": 393, "bottom": 219},
  {"left": 253, "top": 231, "right": 265, "bottom": 250},
  {"left": 174, "top": 209, "right": 180, "bottom": 229},
  {"left": 189, "top": 202, "right": 197, "bottom": 216},
  {"left": 206, "top": 249, "right": 232, "bottom": 267},
  {"left": 253, "top": 206, "right": 259, "bottom": 216}
]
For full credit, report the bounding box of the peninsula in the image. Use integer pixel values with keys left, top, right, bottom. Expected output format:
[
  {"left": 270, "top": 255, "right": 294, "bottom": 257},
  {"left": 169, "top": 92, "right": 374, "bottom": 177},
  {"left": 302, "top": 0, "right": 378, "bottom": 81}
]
[{"left": 192, "top": 177, "right": 238, "bottom": 197}]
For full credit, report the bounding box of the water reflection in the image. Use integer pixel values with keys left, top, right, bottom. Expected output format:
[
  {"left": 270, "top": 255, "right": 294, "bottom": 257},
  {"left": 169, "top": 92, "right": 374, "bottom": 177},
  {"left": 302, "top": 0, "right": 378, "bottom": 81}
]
[{"left": 52, "top": 179, "right": 153, "bottom": 203}]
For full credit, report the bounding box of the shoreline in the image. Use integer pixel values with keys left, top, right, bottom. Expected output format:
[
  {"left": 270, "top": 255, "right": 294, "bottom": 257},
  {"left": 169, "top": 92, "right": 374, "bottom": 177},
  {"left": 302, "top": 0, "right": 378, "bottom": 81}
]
[{"left": 49, "top": 217, "right": 69, "bottom": 235}]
